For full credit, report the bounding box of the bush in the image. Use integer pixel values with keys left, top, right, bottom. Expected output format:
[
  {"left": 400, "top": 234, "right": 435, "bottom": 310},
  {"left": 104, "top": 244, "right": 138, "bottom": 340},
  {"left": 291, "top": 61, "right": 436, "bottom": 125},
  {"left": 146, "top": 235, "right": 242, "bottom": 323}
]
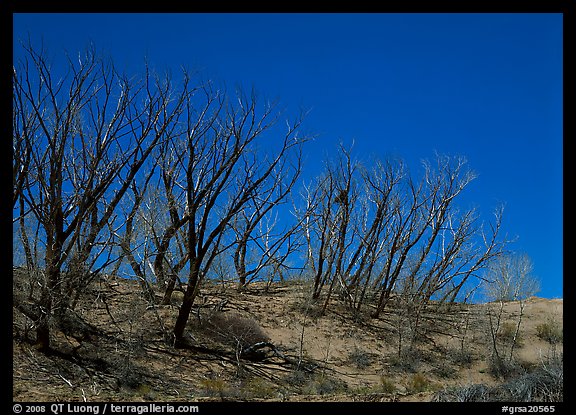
[
  {"left": 284, "top": 369, "right": 310, "bottom": 387},
  {"left": 206, "top": 312, "right": 269, "bottom": 349},
  {"left": 497, "top": 321, "right": 523, "bottom": 347},
  {"left": 434, "top": 357, "right": 563, "bottom": 402},
  {"left": 450, "top": 348, "right": 475, "bottom": 367},
  {"left": 240, "top": 377, "right": 276, "bottom": 399},
  {"left": 488, "top": 355, "right": 524, "bottom": 380},
  {"left": 408, "top": 373, "right": 429, "bottom": 393},
  {"left": 433, "top": 384, "right": 491, "bottom": 402},
  {"left": 108, "top": 356, "right": 144, "bottom": 389},
  {"left": 285, "top": 371, "right": 347, "bottom": 396},
  {"left": 305, "top": 374, "right": 348, "bottom": 395},
  {"left": 199, "top": 378, "right": 228, "bottom": 399},
  {"left": 536, "top": 320, "right": 563, "bottom": 345},
  {"left": 379, "top": 376, "right": 397, "bottom": 394},
  {"left": 433, "top": 362, "right": 458, "bottom": 379},
  {"left": 387, "top": 348, "right": 422, "bottom": 373},
  {"left": 347, "top": 346, "right": 373, "bottom": 369}
]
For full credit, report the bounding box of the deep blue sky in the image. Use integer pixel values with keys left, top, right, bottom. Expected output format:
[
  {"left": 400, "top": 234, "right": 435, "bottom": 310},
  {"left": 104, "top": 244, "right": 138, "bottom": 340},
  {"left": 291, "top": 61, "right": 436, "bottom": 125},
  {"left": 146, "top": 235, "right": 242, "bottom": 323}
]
[{"left": 12, "top": 13, "right": 563, "bottom": 298}]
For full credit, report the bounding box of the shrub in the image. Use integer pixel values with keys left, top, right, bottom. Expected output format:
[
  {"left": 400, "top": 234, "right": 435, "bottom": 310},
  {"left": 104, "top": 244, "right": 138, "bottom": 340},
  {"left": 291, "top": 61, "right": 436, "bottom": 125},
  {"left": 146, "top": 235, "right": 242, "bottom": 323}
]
[
  {"left": 199, "top": 378, "right": 228, "bottom": 399},
  {"left": 113, "top": 359, "right": 144, "bottom": 389},
  {"left": 450, "top": 348, "right": 475, "bottom": 367},
  {"left": 379, "top": 376, "right": 397, "bottom": 394},
  {"left": 487, "top": 355, "right": 524, "bottom": 380},
  {"left": 347, "top": 346, "right": 373, "bottom": 369},
  {"left": 284, "top": 369, "right": 310, "bottom": 387},
  {"left": 433, "top": 384, "right": 491, "bottom": 402},
  {"left": 497, "top": 321, "right": 523, "bottom": 347},
  {"left": 408, "top": 373, "right": 429, "bottom": 393},
  {"left": 433, "top": 362, "right": 458, "bottom": 379},
  {"left": 306, "top": 374, "right": 348, "bottom": 395},
  {"left": 536, "top": 320, "right": 563, "bottom": 345},
  {"left": 433, "top": 358, "right": 563, "bottom": 402},
  {"left": 286, "top": 371, "right": 347, "bottom": 396},
  {"left": 240, "top": 377, "right": 276, "bottom": 399},
  {"left": 206, "top": 312, "right": 269, "bottom": 349},
  {"left": 387, "top": 347, "right": 422, "bottom": 373}
]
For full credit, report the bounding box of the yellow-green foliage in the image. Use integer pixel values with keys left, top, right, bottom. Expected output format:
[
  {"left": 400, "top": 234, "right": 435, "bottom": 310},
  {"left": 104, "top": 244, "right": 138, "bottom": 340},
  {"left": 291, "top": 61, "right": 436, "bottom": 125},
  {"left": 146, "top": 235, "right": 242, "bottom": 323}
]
[
  {"left": 241, "top": 377, "right": 276, "bottom": 399},
  {"left": 379, "top": 376, "right": 397, "bottom": 394},
  {"left": 408, "top": 373, "right": 429, "bottom": 393},
  {"left": 200, "top": 378, "right": 228, "bottom": 397}
]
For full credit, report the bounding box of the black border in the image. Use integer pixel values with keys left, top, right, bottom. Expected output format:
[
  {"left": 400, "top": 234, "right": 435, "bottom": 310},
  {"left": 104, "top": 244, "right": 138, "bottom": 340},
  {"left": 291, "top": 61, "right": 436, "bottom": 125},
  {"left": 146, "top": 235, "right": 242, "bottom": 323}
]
[{"left": 5, "top": 1, "right": 572, "bottom": 413}]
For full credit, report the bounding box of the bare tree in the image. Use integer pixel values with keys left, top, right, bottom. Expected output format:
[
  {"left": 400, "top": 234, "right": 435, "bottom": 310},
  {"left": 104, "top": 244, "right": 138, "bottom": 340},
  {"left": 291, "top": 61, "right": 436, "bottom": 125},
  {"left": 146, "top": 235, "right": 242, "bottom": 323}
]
[
  {"left": 230, "top": 140, "right": 305, "bottom": 291},
  {"left": 344, "top": 157, "right": 405, "bottom": 311},
  {"left": 300, "top": 148, "right": 507, "bottom": 323},
  {"left": 301, "top": 142, "right": 359, "bottom": 309},
  {"left": 301, "top": 169, "right": 337, "bottom": 300},
  {"left": 484, "top": 252, "right": 540, "bottom": 366},
  {"left": 169, "top": 87, "right": 309, "bottom": 346},
  {"left": 114, "top": 171, "right": 158, "bottom": 304},
  {"left": 12, "top": 42, "right": 190, "bottom": 351},
  {"left": 370, "top": 155, "right": 505, "bottom": 320}
]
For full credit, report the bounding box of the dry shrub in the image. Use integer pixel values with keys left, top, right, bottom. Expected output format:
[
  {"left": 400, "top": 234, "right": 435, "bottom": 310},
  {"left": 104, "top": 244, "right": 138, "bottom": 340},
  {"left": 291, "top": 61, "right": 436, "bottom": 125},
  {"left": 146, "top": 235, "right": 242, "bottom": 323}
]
[
  {"left": 488, "top": 355, "right": 524, "bottom": 380},
  {"left": 240, "top": 377, "right": 276, "bottom": 399},
  {"left": 206, "top": 311, "right": 269, "bottom": 349},
  {"left": 433, "top": 384, "right": 491, "bottom": 402},
  {"left": 347, "top": 346, "right": 374, "bottom": 369},
  {"left": 497, "top": 321, "right": 523, "bottom": 347},
  {"left": 303, "top": 374, "right": 348, "bottom": 396},
  {"left": 536, "top": 319, "right": 563, "bottom": 345},
  {"left": 407, "top": 373, "right": 430, "bottom": 393},
  {"left": 379, "top": 376, "right": 397, "bottom": 394},
  {"left": 434, "top": 356, "right": 563, "bottom": 402},
  {"left": 199, "top": 377, "right": 228, "bottom": 399},
  {"left": 284, "top": 370, "right": 347, "bottom": 396},
  {"left": 450, "top": 348, "right": 475, "bottom": 367},
  {"left": 433, "top": 361, "right": 458, "bottom": 379},
  {"left": 387, "top": 347, "right": 423, "bottom": 373}
]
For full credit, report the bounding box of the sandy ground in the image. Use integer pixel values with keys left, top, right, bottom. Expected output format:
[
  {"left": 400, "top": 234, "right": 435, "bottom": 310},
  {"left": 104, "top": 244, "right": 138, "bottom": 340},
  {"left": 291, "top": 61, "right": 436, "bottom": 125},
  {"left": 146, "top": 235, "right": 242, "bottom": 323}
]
[{"left": 13, "top": 275, "right": 563, "bottom": 402}]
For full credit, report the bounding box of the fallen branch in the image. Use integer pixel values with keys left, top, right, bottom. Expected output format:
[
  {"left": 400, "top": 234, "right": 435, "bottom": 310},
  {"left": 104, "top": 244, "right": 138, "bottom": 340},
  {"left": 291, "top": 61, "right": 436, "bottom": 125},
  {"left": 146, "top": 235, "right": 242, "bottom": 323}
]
[{"left": 240, "top": 341, "right": 317, "bottom": 372}]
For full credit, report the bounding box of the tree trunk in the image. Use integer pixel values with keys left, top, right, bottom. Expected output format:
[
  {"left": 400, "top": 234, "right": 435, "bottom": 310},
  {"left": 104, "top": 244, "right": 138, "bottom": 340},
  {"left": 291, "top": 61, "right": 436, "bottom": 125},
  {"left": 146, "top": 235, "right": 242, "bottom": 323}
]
[
  {"left": 173, "top": 263, "right": 202, "bottom": 347},
  {"left": 161, "top": 274, "right": 177, "bottom": 305},
  {"left": 35, "top": 262, "right": 61, "bottom": 352}
]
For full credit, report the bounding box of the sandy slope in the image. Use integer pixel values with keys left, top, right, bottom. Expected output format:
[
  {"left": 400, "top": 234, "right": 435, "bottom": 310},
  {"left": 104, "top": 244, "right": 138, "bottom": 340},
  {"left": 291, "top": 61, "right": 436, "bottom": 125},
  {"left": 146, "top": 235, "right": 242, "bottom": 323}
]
[{"left": 12, "top": 275, "right": 563, "bottom": 402}]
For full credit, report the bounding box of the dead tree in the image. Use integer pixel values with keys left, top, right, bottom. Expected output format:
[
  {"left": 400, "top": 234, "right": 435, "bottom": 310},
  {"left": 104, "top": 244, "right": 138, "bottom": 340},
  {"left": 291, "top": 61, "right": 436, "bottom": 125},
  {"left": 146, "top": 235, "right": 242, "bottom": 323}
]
[
  {"left": 484, "top": 252, "right": 540, "bottom": 366},
  {"left": 230, "top": 142, "right": 305, "bottom": 291},
  {"left": 170, "top": 87, "right": 309, "bottom": 346},
  {"left": 12, "top": 42, "right": 189, "bottom": 351},
  {"left": 301, "top": 142, "right": 359, "bottom": 307}
]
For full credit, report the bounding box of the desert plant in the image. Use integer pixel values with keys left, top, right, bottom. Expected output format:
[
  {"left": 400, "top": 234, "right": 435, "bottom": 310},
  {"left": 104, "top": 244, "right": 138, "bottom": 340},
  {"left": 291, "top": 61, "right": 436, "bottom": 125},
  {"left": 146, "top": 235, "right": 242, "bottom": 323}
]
[
  {"left": 497, "top": 321, "right": 524, "bottom": 348},
  {"left": 199, "top": 377, "right": 228, "bottom": 399},
  {"left": 379, "top": 376, "right": 397, "bottom": 394},
  {"left": 205, "top": 311, "right": 269, "bottom": 350},
  {"left": 433, "top": 361, "right": 458, "bottom": 379},
  {"left": 284, "top": 369, "right": 310, "bottom": 388},
  {"left": 536, "top": 318, "right": 563, "bottom": 345},
  {"left": 450, "top": 348, "right": 475, "bottom": 367},
  {"left": 487, "top": 354, "right": 524, "bottom": 380},
  {"left": 407, "top": 373, "right": 430, "bottom": 393},
  {"left": 347, "top": 346, "right": 373, "bottom": 369},
  {"left": 304, "top": 374, "right": 348, "bottom": 396},
  {"left": 387, "top": 347, "right": 422, "bottom": 373},
  {"left": 108, "top": 355, "right": 145, "bottom": 390},
  {"left": 434, "top": 356, "right": 563, "bottom": 402},
  {"left": 240, "top": 377, "right": 277, "bottom": 399},
  {"left": 433, "top": 384, "right": 491, "bottom": 402}
]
